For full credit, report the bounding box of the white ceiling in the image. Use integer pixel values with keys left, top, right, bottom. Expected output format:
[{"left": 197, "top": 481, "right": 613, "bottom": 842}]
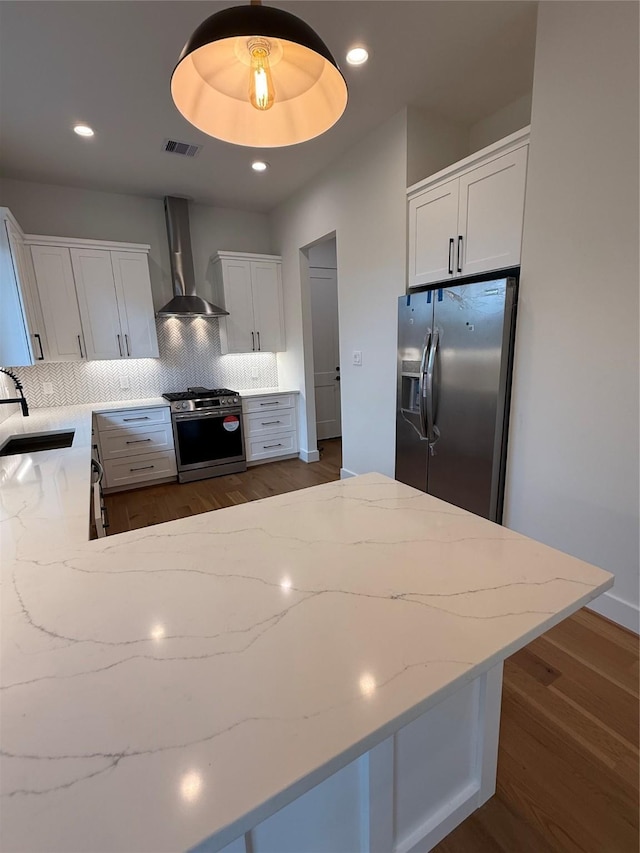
[{"left": 0, "top": 1, "right": 537, "bottom": 212}]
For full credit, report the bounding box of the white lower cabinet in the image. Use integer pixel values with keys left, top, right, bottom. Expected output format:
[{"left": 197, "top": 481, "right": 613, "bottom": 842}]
[
  {"left": 242, "top": 394, "right": 298, "bottom": 464},
  {"left": 94, "top": 405, "right": 177, "bottom": 493}
]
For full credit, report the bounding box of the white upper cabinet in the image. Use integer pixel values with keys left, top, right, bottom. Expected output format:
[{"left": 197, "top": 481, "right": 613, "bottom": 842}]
[
  {"left": 27, "top": 237, "right": 159, "bottom": 362},
  {"left": 30, "top": 244, "right": 85, "bottom": 361},
  {"left": 111, "top": 251, "right": 159, "bottom": 358},
  {"left": 0, "top": 209, "right": 49, "bottom": 366},
  {"left": 212, "top": 252, "right": 285, "bottom": 354},
  {"left": 71, "top": 248, "right": 123, "bottom": 360},
  {"left": 407, "top": 128, "right": 530, "bottom": 288}
]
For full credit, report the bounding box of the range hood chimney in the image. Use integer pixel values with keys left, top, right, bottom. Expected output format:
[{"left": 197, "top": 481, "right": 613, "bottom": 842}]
[{"left": 157, "top": 196, "right": 228, "bottom": 317}]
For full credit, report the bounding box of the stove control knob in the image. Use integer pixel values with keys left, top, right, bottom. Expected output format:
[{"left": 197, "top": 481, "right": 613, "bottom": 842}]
[
  {"left": 181, "top": 402, "right": 188, "bottom": 410},
  {"left": 221, "top": 399, "right": 226, "bottom": 405},
  {"left": 233, "top": 397, "right": 239, "bottom": 404}
]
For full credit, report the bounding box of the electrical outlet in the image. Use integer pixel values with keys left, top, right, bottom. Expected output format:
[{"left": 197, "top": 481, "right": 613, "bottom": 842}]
[
  {"left": 120, "top": 377, "right": 130, "bottom": 390},
  {"left": 353, "top": 350, "right": 362, "bottom": 366},
  {"left": 251, "top": 371, "right": 259, "bottom": 380},
  {"left": 43, "top": 382, "right": 54, "bottom": 396}
]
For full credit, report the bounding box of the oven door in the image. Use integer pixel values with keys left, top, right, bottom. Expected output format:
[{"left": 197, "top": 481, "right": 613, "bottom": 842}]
[{"left": 172, "top": 409, "right": 245, "bottom": 472}]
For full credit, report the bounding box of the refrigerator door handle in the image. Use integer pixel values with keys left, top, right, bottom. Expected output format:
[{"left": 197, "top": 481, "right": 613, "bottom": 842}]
[
  {"left": 425, "top": 328, "right": 440, "bottom": 454},
  {"left": 418, "top": 331, "right": 431, "bottom": 439}
]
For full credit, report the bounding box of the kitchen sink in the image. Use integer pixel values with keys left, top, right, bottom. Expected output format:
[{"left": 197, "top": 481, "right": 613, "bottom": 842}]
[{"left": 0, "top": 429, "right": 75, "bottom": 457}]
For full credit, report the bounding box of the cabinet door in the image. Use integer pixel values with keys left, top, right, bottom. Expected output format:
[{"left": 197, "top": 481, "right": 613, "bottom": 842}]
[
  {"left": 111, "top": 251, "right": 159, "bottom": 358},
  {"left": 251, "top": 262, "right": 284, "bottom": 352},
  {"left": 408, "top": 179, "right": 459, "bottom": 287},
  {"left": 457, "top": 146, "right": 528, "bottom": 277},
  {"left": 0, "top": 218, "right": 33, "bottom": 366},
  {"left": 71, "top": 248, "right": 123, "bottom": 361},
  {"left": 30, "top": 245, "right": 85, "bottom": 361},
  {"left": 219, "top": 259, "right": 255, "bottom": 353}
]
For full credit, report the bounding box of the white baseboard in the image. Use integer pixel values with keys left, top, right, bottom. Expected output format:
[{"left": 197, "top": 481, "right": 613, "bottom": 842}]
[
  {"left": 340, "top": 467, "right": 357, "bottom": 479},
  {"left": 587, "top": 589, "right": 639, "bottom": 635},
  {"left": 298, "top": 448, "right": 320, "bottom": 464}
]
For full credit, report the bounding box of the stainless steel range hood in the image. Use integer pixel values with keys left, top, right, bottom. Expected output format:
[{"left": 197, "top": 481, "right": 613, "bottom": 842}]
[{"left": 157, "top": 196, "right": 228, "bottom": 317}]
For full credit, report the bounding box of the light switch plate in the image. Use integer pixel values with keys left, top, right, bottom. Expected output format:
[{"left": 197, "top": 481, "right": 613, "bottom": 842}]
[{"left": 353, "top": 351, "right": 362, "bottom": 366}]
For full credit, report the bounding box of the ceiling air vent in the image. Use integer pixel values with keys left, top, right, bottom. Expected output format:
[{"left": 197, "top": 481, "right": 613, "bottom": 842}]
[{"left": 163, "top": 139, "right": 201, "bottom": 158}]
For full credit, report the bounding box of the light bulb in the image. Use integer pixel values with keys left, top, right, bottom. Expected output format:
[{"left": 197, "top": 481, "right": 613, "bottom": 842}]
[{"left": 248, "top": 40, "right": 275, "bottom": 111}]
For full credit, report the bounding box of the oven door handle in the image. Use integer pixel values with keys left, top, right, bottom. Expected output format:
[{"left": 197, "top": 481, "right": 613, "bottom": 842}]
[{"left": 173, "top": 409, "right": 242, "bottom": 421}]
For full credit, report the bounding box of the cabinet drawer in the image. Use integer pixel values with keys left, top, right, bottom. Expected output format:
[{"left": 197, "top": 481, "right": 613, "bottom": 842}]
[
  {"left": 246, "top": 430, "right": 298, "bottom": 462},
  {"left": 244, "top": 409, "right": 295, "bottom": 437},
  {"left": 95, "top": 406, "right": 170, "bottom": 431},
  {"left": 103, "top": 450, "right": 177, "bottom": 491},
  {"left": 243, "top": 394, "right": 295, "bottom": 414},
  {"left": 99, "top": 423, "right": 174, "bottom": 460}
]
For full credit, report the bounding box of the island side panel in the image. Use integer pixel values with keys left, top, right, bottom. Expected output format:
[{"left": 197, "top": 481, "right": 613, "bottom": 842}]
[{"left": 201, "top": 664, "right": 503, "bottom": 853}]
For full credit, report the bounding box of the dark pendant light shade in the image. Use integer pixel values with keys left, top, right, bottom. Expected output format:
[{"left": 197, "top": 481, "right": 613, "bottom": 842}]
[{"left": 171, "top": 3, "right": 348, "bottom": 148}]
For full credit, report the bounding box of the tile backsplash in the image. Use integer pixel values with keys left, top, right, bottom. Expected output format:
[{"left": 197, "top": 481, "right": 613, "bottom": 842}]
[
  {"left": 0, "top": 373, "right": 20, "bottom": 424},
  {"left": 6, "top": 318, "right": 279, "bottom": 409}
]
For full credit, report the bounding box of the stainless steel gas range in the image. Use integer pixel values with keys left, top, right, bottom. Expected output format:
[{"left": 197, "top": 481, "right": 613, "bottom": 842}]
[{"left": 162, "top": 387, "right": 246, "bottom": 483}]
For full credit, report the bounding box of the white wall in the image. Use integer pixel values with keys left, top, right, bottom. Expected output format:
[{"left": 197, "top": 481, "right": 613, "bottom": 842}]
[
  {"left": 505, "top": 1, "right": 639, "bottom": 631},
  {"left": 0, "top": 178, "right": 273, "bottom": 310},
  {"left": 272, "top": 110, "right": 408, "bottom": 475},
  {"left": 406, "top": 107, "right": 470, "bottom": 188},
  {"left": 469, "top": 93, "right": 532, "bottom": 153}
]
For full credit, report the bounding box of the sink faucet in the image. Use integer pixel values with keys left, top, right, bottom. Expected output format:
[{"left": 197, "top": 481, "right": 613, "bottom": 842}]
[{"left": 0, "top": 369, "right": 29, "bottom": 417}]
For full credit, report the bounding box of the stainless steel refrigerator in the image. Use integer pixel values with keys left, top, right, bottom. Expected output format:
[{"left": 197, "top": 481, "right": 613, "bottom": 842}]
[{"left": 395, "top": 277, "right": 518, "bottom": 523}]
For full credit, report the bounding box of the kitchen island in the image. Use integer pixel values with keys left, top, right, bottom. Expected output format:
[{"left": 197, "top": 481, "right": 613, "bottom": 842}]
[{"left": 0, "top": 404, "right": 612, "bottom": 853}]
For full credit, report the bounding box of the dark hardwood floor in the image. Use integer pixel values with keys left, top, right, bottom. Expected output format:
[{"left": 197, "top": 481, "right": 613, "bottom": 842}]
[
  {"left": 103, "top": 437, "right": 342, "bottom": 534},
  {"left": 105, "top": 445, "right": 639, "bottom": 852}
]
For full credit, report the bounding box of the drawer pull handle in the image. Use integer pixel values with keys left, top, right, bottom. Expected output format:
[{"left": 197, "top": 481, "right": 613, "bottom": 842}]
[
  {"left": 259, "top": 402, "right": 279, "bottom": 406},
  {"left": 123, "top": 416, "right": 150, "bottom": 422},
  {"left": 263, "top": 442, "right": 283, "bottom": 448},
  {"left": 126, "top": 438, "right": 153, "bottom": 444},
  {"left": 261, "top": 420, "right": 281, "bottom": 425},
  {"left": 130, "top": 464, "right": 155, "bottom": 472}
]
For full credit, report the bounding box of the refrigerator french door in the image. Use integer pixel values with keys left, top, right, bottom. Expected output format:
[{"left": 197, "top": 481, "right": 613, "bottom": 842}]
[{"left": 395, "top": 277, "right": 517, "bottom": 522}]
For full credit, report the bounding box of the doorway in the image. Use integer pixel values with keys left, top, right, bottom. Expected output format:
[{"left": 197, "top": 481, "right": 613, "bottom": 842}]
[{"left": 308, "top": 238, "right": 341, "bottom": 441}]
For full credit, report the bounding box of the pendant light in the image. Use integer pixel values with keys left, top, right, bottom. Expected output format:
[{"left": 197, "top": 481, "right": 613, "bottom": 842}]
[{"left": 171, "top": 0, "right": 348, "bottom": 148}]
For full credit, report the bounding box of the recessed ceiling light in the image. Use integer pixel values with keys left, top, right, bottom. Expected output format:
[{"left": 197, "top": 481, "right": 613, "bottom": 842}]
[
  {"left": 346, "top": 46, "right": 368, "bottom": 66},
  {"left": 73, "top": 124, "right": 94, "bottom": 137},
  {"left": 251, "top": 160, "right": 269, "bottom": 172}
]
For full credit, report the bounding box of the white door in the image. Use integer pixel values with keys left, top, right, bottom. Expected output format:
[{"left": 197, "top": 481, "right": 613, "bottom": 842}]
[
  {"left": 111, "top": 251, "right": 159, "bottom": 358},
  {"left": 457, "top": 146, "right": 528, "bottom": 277},
  {"left": 71, "top": 248, "right": 123, "bottom": 360},
  {"left": 408, "top": 178, "right": 459, "bottom": 287},
  {"left": 251, "top": 262, "right": 284, "bottom": 352},
  {"left": 310, "top": 267, "right": 341, "bottom": 439},
  {"left": 30, "top": 245, "right": 85, "bottom": 361},
  {"left": 220, "top": 259, "right": 255, "bottom": 353},
  {"left": 5, "top": 219, "right": 48, "bottom": 361}
]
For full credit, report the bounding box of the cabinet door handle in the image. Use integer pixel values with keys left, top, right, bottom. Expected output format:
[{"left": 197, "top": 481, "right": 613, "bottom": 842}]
[
  {"left": 448, "top": 237, "right": 454, "bottom": 275},
  {"left": 130, "top": 464, "right": 155, "bottom": 472},
  {"left": 123, "top": 416, "right": 150, "bottom": 422},
  {"left": 78, "top": 335, "right": 84, "bottom": 358},
  {"left": 457, "top": 235, "right": 463, "bottom": 273},
  {"left": 260, "top": 420, "right": 281, "bottom": 425},
  {"left": 126, "top": 438, "right": 152, "bottom": 444},
  {"left": 125, "top": 334, "right": 130, "bottom": 357},
  {"left": 263, "top": 443, "right": 283, "bottom": 449},
  {"left": 117, "top": 334, "right": 123, "bottom": 356},
  {"left": 257, "top": 331, "right": 261, "bottom": 351},
  {"left": 34, "top": 333, "right": 44, "bottom": 360},
  {"left": 251, "top": 331, "right": 255, "bottom": 351}
]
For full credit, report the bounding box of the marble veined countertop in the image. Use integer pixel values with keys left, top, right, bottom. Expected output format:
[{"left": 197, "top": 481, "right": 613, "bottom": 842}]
[
  {"left": 237, "top": 387, "right": 299, "bottom": 398},
  {"left": 0, "top": 401, "right": 613, "bottom": 852}
]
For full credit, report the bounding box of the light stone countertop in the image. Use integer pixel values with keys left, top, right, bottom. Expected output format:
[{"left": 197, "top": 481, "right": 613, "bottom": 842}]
[
  {"left": 237, "top": 387, "right": 299, "bottom": 398},
  {"left": 0, "top": 401, "right": 613, "bottom": 852}
]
